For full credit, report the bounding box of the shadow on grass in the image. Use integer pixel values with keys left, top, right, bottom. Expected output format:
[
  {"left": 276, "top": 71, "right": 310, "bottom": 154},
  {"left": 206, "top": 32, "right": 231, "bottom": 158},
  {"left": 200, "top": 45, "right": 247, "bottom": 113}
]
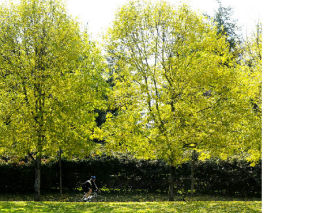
[{"left": 0, "top": 192, "right": 261, "bottom": 202}]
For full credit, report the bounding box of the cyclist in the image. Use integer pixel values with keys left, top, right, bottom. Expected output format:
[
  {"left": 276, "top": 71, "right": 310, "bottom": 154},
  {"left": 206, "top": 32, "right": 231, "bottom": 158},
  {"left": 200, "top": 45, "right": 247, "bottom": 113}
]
[{"left": 82, "top": 176, "right": 98, "bottom": 201}]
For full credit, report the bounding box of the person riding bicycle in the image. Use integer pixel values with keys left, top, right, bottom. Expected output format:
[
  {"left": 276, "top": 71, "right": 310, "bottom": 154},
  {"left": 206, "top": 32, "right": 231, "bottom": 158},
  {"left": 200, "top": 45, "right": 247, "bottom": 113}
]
[{"left": 82, "top": 176, "right": 98, "bottom": 201}]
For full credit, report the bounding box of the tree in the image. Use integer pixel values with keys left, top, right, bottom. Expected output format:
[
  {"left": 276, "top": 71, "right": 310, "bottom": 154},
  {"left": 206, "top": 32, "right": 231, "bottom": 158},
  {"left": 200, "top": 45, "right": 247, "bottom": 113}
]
[
  {"left": 0, "top": 0, "right": 106, "bottom": 200},
  {"left": 237, "top": 22, "right": 262, "bottom": 163},
  {"left": 211, "top": 0, "right": 242, "bottom": 50},
  {"left": 103, "top": 0, "right": 259, "bottom": 200}
]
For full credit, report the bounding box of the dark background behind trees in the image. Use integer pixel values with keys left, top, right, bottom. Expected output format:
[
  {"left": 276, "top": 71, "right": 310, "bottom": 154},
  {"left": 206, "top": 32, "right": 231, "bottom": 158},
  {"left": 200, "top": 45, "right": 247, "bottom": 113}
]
[{"left": 0, "top": 157, "right": 261, "bottom": 197}]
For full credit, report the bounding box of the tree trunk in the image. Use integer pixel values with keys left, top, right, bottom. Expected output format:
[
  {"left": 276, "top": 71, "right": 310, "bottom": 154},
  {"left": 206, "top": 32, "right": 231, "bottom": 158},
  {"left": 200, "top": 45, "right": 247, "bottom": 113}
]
[
  {"left": 168, "top": 166, "right": 175, "bottom": 201},
  {"left": 190, "top": 150, "right": 196, "bottom": 195},
  {"left": 34, "top": 154, "right": 41, "bottom": 201},
  {"left": 59, "top": 148, "right": 62, "bottom": 195}
]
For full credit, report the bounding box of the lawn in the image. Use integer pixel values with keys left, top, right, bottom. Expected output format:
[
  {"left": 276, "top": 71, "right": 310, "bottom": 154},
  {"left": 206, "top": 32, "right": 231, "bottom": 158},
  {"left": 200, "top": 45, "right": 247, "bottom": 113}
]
[
  {"left": 0, "top": 191, "right": 261, "bottom": 202},
  {"left": 0, "top": 201, "right": 261, "bottom": 212}
]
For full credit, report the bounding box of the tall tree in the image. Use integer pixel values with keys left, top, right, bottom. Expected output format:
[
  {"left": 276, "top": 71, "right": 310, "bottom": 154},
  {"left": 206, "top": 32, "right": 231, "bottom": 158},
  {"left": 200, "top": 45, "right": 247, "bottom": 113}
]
[
  {"left": 206, "top": 0, "right": 242, "bottom": 51},
  {"left": 103, "top": 0, "right": 259, "bottom": 200},
  {"left": 0, "top": 0, "right": 106, "bottom": 200},
  {"left": 238, "top": 22, "right": 262, "bottom": 163}
]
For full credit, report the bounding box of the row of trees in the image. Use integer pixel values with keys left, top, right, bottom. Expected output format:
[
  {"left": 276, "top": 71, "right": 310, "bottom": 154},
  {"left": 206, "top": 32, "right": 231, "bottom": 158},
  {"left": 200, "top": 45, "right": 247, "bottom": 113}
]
[{"left": 0, "top": 0, "right": 261, "bottom": 201}]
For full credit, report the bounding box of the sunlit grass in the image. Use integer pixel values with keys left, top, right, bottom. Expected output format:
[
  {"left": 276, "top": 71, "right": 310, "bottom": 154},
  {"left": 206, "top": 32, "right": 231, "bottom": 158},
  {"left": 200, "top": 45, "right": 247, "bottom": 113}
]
[{"left": 0, "top": 201, "right": 261, "bottom": 212}]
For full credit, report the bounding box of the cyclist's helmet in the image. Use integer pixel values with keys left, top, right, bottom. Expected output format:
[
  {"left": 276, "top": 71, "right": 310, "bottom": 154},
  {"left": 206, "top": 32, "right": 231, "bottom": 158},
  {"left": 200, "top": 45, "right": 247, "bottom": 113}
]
[{"left": 91, "top": 176, "right": 96, "bottom": 179}]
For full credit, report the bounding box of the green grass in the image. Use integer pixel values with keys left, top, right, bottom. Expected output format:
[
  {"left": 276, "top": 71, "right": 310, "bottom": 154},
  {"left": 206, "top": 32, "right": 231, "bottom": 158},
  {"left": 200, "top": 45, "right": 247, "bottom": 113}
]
[
  {"left": 0, "top": 192, "right": 261, "bottom": 202},
  {"left": 0, "top": 201, "right": 261, "bottom": 212}
]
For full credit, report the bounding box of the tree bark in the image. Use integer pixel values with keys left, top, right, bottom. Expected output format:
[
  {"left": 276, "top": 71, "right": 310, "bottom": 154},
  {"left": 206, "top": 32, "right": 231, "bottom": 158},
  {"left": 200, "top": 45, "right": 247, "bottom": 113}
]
[
  {"left": 59, "top": 148, "right": 62, "bottom": 195},
  {"left": 34, "top": 154, "right": 41, "bottom": 201},
  {"left": 190, "top": 150, "right": 197, "bottom": 195},
  {"left": 168, "top": 166, "right": 175, "bottom": 201}
]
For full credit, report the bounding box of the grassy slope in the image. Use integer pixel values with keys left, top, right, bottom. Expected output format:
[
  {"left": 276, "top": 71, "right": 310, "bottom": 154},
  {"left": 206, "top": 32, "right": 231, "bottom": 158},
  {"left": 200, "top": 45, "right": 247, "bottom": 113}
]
[{"left": 0, "top": 201, "right": 261, "bottom": 212}]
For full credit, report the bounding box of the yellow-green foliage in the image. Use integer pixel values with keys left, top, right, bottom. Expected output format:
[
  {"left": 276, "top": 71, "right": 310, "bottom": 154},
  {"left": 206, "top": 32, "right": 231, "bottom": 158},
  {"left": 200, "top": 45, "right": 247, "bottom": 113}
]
[
  {"left": 0, "top": 0, "right": 107, "bottom": 159},
  {"left": 0, "top": 201, "right": 262, "bottom": 212},
  {"left": 238, "top": 23, "right": 262, "bottom": 163},
  {"left": 103, "top": 0, "right": 261, "bottom": 166}
]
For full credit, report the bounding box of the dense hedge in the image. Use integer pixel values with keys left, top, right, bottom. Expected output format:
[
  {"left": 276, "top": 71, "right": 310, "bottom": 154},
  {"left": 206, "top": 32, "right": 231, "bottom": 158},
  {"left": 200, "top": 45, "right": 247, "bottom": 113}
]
[{"left": 0, "top": 157, "right": 261, "bottom": 197}]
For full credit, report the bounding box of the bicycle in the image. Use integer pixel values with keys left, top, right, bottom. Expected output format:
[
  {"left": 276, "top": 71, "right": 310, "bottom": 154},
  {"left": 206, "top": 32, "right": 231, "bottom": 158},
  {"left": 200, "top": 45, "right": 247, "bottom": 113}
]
[{"left": 82, "top": 190, "right": 99, "bottom": 202}]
